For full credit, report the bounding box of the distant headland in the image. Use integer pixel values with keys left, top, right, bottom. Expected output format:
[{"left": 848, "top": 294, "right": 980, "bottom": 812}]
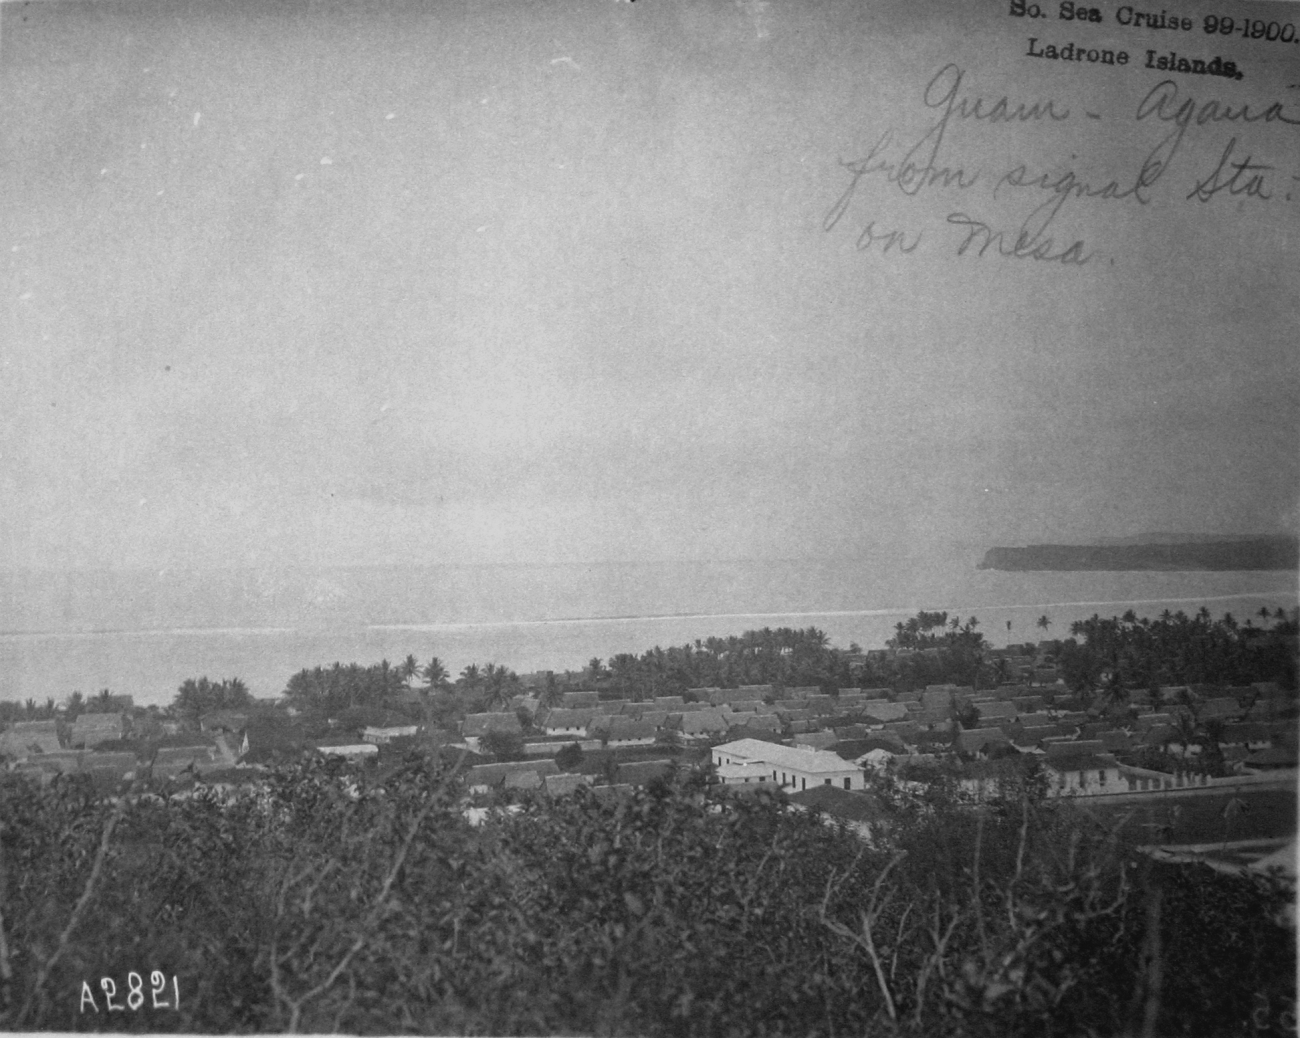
[{"left": 978, "top": 534, "right": 1299, "bottom": 572}]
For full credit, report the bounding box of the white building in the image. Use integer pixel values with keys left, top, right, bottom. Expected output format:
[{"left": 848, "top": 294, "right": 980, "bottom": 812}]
[
  {"left": 716, "top": 761, "right": 776, "bottom": 785},
  {"left": 712, "top": 738, "right": 866, "bottom": 793},
  {"left": 1043, "top": 753, "right": 1121, "bottom": 796},
  {"left": 361, "top": 725, "right": 419, "bottom": 745},
  {"left": 539, "top": 709, "right": 598, "bottom": 738}
]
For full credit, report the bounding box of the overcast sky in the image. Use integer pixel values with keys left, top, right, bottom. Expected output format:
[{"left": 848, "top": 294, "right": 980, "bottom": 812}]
[{"left": 3, "top": 0, "right": 1296, "bottom": 574}]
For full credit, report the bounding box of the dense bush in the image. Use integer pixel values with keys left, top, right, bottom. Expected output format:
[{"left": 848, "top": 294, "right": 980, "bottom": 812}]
[{"left": 0, "top": 756, "right": 1291, "bottom": 1035}]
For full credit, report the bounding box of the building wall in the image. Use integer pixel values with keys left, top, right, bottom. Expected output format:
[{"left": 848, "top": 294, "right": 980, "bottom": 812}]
[{"left": 1048, "top": 765, "right": 1120, "bottom": 796}]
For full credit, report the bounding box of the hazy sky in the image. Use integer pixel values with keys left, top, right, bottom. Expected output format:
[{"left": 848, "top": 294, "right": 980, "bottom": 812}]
[{"left": 3, "top": 0, "right": 1297, "bottom": 573}]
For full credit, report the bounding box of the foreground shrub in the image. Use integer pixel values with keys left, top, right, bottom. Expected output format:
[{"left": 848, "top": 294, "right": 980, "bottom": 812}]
[{"left": 0, "top": 759, "right": 1291, "bottom": 1035}]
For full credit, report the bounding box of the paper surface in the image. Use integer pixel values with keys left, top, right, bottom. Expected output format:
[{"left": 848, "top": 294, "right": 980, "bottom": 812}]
[
  {"left": 0, "top": 3, "right": 1297, "bottom": 1032},
  {"left": 0, "top": 0, "right": 1297, "bottom": 674}
]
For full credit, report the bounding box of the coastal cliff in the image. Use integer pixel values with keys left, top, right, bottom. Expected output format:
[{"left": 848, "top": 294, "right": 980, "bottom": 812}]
[{"left": 978, "top": 536, "right": 1299, "bottom": 572}]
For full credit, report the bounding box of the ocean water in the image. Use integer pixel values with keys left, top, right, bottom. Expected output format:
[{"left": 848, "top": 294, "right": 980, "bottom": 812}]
[{"left": 0, "top": 561, "right": 1294, "bottom": 707}]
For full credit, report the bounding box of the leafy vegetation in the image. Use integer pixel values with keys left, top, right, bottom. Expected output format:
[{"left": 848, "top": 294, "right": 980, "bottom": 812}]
[
  {"left": 0, "top": 755, "right": 1291, "bottom": 1036},
  {"left": 172, "top": 678, "right": 251, "bottom": 726},
  {"left": 1058, "top": 608, "right": 1299, "bottom": 697}
]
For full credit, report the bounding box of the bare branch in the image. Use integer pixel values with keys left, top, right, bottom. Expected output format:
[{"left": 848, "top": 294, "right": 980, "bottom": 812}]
[
  {"left": 972, "top": 813, "right": 987, "bottom": 956},
  {"left": 0, "top": 823, "right": 13, "bottom": 989},
  {"left": 1007, "top": 796, "right": 1030, "bottom": 929},
  {"left": 889, "top": 901, "right": 913, "bottom": 981},
  {"left": 820, "top": 851, "right": 907, "bottom": 1023},
  {"left": 281, "top": 783, "right": 446, "bottom": 1032},
  {"left": 915, "top": 905, "right": 962, "bottom": 1025},
  {"left": 17, "top": 796, "right": 127, "bottom": 1024}
]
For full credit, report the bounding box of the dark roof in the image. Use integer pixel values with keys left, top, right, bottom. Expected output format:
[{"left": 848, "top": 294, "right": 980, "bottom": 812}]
[
  {"left": 152, "top": 746, "right": 216, "bottom": 766},
  {"left": 957, "top": 728, "right": 1010, "bottom": 753},
  {"left": 1098, "top": 731, "right": 1132, "bottom": 751},
  {"left": 680, "top": 710, "right": 729, "bottom": 734},
  {"left": 730, "top": 715, "right": 781, "bottom": 733},
  {"left": 724, "top": 724, "right": 784, "bottom": 742},
  {"left": 789, "top": 786, "right": 888, "bottom": 823},
  {"left": 466, "top": 760, "right": 560, "bottom": 787},
  {"left": 463, "top": 713, "right": 523, "bottom": 737},
  {"left": 1046, "top": 739, "right": 1105, "bottom": 759},
  {"left": 1245, "top": 746, "right": 1298, "bottom": 768},
  {"left": 1222, "top": 723, "right": 1272, "bottom": 743},
  {"left": 616, "top": 759, "right": 675, "bottom": 786}
]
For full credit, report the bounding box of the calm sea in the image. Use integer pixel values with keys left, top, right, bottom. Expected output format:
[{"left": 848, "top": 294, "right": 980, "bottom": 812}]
[{"left": 0, "top": 560, "right": 1294, "bottom": 706}]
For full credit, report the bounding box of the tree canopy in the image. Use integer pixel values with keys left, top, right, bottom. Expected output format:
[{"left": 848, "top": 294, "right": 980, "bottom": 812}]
[
  {"left": 172, "top": 676, "right": 251, "bottom": 724},
  {"left": 0, "top": 758, "right": 1291, "bottom": 1036}
]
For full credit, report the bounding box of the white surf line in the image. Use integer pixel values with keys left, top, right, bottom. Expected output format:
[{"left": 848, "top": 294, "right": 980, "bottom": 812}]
[
  {"left": 369, "top": 610, "right": 908, "bottom": 632},
  {"left": 366, "top": 591, "right": 1296, "bottom": 633}
]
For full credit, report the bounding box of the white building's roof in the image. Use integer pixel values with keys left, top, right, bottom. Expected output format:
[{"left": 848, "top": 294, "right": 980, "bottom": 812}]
[
  {"left": 315, "top": 743, "right": 379, "bottom": 757},
  {"left": 714, "top": 738, "right": 859, "bottom": 775}
]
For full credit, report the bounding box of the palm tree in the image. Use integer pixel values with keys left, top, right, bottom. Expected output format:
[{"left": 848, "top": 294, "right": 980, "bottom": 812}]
[
  {"left": 423, "top": 656, "right": 449, "bottom": 691},
  {"left": 459, "top": 663, "right": 481, "bottom": 690},
  {"left": 400, "top": 654, "right": 421, "bottom": 685},
  {"left": 481, "top": 664, "right": 517, "bottom": 712},
  {"left": 1036, "top": 615, "right": 1052, "bottom": 635},
  {"left": 1101, "top": 670, "right": 1128, "bottom": 710},
  {"left": 65, "top": 690, "right": 85, "bottom": 721},
  {"left": 538, "top": 677, "right": 564, "bottom": 710}
]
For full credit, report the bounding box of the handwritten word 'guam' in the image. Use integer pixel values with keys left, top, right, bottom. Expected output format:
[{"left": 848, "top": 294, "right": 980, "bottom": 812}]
[
  {"left": 80, "top": 972, "right": 180, "bottom": 1013},
  {"left": 825, "top": 64, "right": 1069, "bottom": 236}
]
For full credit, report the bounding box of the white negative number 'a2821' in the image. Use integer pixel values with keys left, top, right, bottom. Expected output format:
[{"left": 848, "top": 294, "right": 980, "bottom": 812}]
[{"left": 79, "top": 971, "right": 179, "bottom": 1012}]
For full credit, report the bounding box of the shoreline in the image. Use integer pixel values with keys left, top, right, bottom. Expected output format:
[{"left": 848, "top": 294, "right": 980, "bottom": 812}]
[{"left": 1, "top": 588, "right": 1295, "bottom": 641}]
